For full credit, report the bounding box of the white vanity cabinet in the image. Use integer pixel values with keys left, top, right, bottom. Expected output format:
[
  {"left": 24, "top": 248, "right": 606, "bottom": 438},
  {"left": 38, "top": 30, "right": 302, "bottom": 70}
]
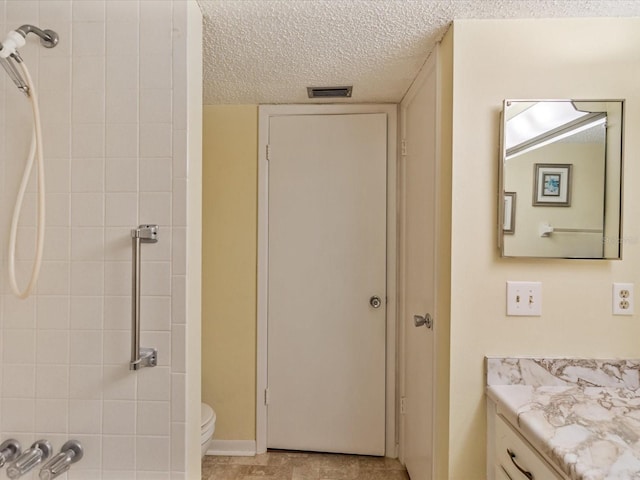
[
  {"left": 487, "top": 400, "right": 569, "bottom": 480},
  {"left": 487, "top": 357, "right": 640, "bottom": 478},
  {"left": 495, "top": 465, "right": 516, "bottom": 480}
]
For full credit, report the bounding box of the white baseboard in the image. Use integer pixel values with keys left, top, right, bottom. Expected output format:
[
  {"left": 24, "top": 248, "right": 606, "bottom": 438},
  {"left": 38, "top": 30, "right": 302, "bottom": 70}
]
[{"left": 207, "top": 440, "right": 257, "bottom": 457}]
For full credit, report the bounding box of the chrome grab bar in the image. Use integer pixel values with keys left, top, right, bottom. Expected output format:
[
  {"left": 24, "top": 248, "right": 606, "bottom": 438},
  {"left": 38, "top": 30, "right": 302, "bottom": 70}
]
[
  {"left": 130, "top": 225, "right": 159, "bottom": 371},
  {"left": 539, "top": 222, "right": 603, "bottom": 237}
]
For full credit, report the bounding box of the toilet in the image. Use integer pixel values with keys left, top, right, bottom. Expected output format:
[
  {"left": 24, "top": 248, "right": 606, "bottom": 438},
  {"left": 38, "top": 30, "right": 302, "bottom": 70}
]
[{"left": 201, "top": 403, "right": 216, "bottom": 458}]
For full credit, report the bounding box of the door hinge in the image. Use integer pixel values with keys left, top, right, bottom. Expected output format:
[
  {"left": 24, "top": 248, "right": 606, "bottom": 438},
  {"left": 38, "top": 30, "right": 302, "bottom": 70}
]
[
  {"left": 266, "top": 144, "right": 271, "bottom": 161},
  {"left": 401, "top": 139, "right": 407, "bottom": 156},
  {"left": 400, "top": 397, "right": 406, "bottom": 415},
  {"left": 264, "top": 387, "right": 270, "bottom": 405}
]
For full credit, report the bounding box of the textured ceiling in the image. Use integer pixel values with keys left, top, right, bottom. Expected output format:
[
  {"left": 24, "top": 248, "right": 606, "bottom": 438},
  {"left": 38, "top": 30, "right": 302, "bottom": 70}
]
[{"left": 197, "top": 1, "right": 640, "bottom": 105}]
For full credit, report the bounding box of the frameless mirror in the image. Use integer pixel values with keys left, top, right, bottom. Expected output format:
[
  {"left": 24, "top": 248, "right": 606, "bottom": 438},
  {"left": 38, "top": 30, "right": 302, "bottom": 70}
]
[{"left": 499, "top": 100, "right": 624, "bottom": 259}]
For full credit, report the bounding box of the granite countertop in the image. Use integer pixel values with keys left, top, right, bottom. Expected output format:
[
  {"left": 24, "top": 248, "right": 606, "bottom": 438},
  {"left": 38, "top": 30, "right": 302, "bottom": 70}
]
[{"left": 487, "top": 358, "right": 640, "bottom": 480}]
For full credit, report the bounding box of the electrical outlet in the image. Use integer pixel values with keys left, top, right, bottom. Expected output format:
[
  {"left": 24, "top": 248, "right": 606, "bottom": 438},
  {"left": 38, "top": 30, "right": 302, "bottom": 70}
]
[
  {"left": 613, "top": 283, "right": 634, "bottom": 315},
  {"left": 506, "top": 281, "right": 542, "bottom": 316}
]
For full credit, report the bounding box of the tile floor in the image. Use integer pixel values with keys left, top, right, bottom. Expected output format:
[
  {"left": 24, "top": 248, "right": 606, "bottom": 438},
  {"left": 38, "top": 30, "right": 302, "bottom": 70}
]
[{"left": 202, "top": 450, "right": 410, "bottom": 480}]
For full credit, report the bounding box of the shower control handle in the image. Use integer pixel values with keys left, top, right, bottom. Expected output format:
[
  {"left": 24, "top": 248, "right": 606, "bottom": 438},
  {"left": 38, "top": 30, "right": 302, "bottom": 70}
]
[
  {"left": 6, "top": 440, "right": 52, "bottom": 479},
  {"left": 0, "top": 439, "right": 21, "bottom": 468},
  {"left": 38, "top": 440, "right": 83, "bottom": 480}
]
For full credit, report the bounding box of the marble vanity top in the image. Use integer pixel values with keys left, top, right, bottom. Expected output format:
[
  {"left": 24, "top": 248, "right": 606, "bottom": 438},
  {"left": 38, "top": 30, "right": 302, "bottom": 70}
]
[{"left": 487, "top": 358, "right": 640, "bottom": 480}]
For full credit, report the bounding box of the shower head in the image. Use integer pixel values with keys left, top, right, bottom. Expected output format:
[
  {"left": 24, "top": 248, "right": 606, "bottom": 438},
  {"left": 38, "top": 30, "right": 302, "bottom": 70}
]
[
  {"left": 0, "top": 30, "right": 25, "bottom": 59},
  {"left": 0, "top": 58, "right": 28, "bottom": 94},
  {"left": 0, "top": 35, "right": 28, "bottom": 95},
  {"left": 0, "top": 25, "right": 58, "bottom": 95}
]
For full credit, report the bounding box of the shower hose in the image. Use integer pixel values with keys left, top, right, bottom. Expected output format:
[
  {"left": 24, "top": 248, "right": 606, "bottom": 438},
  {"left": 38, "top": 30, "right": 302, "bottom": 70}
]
[{"left": 7, "top": 61, "right": 45, "bottom": 299}]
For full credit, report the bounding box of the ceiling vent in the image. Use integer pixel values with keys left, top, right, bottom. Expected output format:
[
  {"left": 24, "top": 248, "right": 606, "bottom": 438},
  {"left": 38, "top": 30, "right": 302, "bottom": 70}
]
[{"left": 307, "top": 86, "right": 353, "bottom": 98}]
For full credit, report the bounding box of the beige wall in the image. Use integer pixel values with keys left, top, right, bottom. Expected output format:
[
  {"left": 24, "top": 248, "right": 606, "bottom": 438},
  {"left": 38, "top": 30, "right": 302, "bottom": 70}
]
[
  {"left": 448, "top": 18, "right": 640, "bottom": 478},
  {"left": 202, "top": 105, "right": 258, "bottom": 440}
]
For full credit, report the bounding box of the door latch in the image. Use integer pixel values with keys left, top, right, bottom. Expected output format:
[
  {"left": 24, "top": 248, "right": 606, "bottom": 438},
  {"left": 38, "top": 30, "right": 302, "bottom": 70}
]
[
  {"left": 369, "top": 296, "right": 382, "bottom": 309},
  {"left": 413, "top": 313, "right": 433, "bottom": 329}
]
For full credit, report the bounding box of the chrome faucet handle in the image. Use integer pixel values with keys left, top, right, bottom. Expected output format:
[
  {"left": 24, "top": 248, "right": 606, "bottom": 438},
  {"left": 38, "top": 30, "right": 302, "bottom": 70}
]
[
  {"left": 0, "top": 439, "right": 21, "bottom": 467},
  {"left": 6, "top": 440, "right": 52, "bottom": 479},
  {"left": 39, "top": 440, "right": 83, "bottom": 480}
]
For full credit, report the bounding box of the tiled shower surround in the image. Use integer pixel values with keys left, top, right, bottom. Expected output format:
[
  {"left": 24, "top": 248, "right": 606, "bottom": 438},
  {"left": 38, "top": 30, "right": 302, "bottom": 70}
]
[{"left": 0, "top": 1, "right": 199, "bottom": 478}]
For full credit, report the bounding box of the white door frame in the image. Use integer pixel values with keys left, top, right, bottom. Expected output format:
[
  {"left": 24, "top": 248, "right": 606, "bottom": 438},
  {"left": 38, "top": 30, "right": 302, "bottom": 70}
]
[
  {"left": 398, "top": 47, "right": 440, "bottom": 476},
  {"left": 257, "top": 104, "right": 398, "bottom": 456}
]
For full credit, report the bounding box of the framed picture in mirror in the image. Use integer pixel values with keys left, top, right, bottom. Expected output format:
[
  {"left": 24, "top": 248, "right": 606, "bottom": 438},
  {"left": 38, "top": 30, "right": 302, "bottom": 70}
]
[
  {"left": 503, "top": 192, "right": 516, "bottom": 234},
  {"left": 533, "top": 163, "right": 572, "bottom": 206}
]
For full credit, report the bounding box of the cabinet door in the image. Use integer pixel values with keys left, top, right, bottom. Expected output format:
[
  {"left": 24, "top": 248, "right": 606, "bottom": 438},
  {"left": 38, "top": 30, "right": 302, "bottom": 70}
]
[{"left": 495, "top": 465, "right": 513, "bottom": 480}]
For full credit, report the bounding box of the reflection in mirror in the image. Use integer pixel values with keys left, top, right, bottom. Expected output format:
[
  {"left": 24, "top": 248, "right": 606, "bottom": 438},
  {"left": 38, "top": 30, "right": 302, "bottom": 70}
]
[{"left": 499, "top": 100, "right": 624, "bottom": 259}]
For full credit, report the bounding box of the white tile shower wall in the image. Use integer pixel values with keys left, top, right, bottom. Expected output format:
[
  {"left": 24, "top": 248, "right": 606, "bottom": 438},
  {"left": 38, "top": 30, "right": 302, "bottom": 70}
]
[{"left": 0, "top": 1, "right": 191, "bottom": 478}]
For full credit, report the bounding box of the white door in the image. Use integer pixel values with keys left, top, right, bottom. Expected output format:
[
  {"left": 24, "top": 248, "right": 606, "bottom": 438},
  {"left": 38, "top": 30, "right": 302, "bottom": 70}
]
[
  {"left": 266, "top": 113, "right": 387, "bottom": 455},
  {"left": 401, "top": 58, "right": 437, "bottom": 479}
]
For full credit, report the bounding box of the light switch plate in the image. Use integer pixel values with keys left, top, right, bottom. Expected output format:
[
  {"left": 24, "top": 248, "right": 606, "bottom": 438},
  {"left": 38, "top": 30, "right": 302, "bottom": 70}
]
[{"left": 506, "top": 281, "right": 542, "bottom": 316}]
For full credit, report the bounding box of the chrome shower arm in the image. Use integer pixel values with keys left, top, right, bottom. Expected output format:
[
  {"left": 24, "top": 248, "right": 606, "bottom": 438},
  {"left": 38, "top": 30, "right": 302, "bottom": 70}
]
[{"left": 15, "top": 25, "right": 58, "bottom": 48}]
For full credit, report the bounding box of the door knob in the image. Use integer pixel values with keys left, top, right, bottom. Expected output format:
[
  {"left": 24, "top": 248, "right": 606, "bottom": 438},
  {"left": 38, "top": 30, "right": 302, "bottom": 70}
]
[
  {"left": 369, "top": 296, "right": 382, "bottom": 309},
  {"left": 414, "top": 313, "right": 433, "bottom": 329}
]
